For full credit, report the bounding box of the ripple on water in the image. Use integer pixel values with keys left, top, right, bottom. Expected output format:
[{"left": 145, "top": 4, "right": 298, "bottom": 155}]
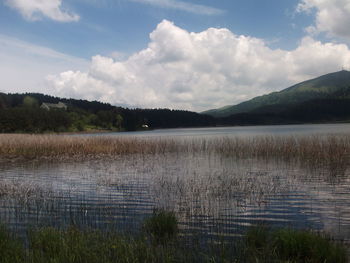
[{"left": 0, "top": 151, "right": 349, "bottom": 244}]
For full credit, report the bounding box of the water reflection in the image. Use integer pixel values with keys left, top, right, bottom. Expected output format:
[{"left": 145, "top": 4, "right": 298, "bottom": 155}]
[{"left": 0, "top": 145, "right": 349, "bottom": 243}]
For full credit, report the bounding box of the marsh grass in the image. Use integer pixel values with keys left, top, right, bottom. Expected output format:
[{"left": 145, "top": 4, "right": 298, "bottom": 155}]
[
  {"left": 143, "top": 209, "right": 178, "bottom": 244},
  {"left": 242, "top": 226, "right": 348, "bottom": 263},
  {"left": 1, "top": 134, "right": 350, "bottom": 173},
  {"left": 0, "top": 223, "right": 347, "bottom": 263},
  {"left": 0, "top": 180, "right": 54, "bottom": 205},
  {"left": 0, "top": 134, "right": 182, "bottom": 160},
  {"left": 1, "top": 133, "right": 350, "bottom": 260},
  {"left": 28, "top": 227, "right": 157, "bottom": 263},
  {"left": 0, "top": 134, "right": 347, "bottom": 238},
  {"left": 0, "top": 225, "right": 25, "bottom": 263}
]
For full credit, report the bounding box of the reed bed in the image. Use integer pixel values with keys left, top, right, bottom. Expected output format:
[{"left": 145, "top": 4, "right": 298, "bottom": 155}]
[
  {"left": 0, "top": 134, "right": 183, "bottom": 159},
  {"left": 0, "top": 221, "right": 347, "bottom": 263},
  {"left": 1, "top": 133, "right": 350, "bottom": 242},
  {"left": 1, "top": 134, "right": 350, "bottom": 171},
  {"left": 212, "top": 135, "right": 350, "bottom": 165}
]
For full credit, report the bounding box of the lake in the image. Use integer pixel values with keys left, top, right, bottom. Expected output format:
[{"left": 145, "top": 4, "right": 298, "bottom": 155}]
[
  {"left": 86, "top": 123, "right": 350, "bottom": 138},
  {"left": 1, "top": 123, "right": 350, "bottom": 244}
]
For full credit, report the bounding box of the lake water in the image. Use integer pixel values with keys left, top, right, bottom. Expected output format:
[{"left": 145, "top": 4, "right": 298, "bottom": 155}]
[
  {"left": 87, "top": 123, "right": 350, "bottom": 138},
  {"left": 1, "top": 123, "right": 350, "bottom": 244}
]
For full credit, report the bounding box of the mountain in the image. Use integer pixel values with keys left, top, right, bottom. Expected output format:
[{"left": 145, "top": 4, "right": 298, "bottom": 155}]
[
  {"left": 203, "top": 70, "right": 350, "bottom": 117},
  {"left": 218, "top": 98, "right": 350, "bottom": 126}
]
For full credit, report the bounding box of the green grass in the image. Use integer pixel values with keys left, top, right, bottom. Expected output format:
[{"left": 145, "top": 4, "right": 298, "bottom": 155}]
[
  {"left": 0, "top": 225, "right": 25, "bottom": 263},
  {"left": 143, "top": 209, "right": 178, "bottom": 244},
  {"left": 0, "top": 222, "right": 347, "bottom": 263},
  {"left": 242, "top": 226, "right": 348, "bottom": 263},
  {"left": 28, "top": 227, "right": 161, "bottom": 263}
]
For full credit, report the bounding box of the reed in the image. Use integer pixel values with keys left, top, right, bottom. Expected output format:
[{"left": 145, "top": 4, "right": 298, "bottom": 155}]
[
  {"left": 0, "top": 180, "right": 54, "bottom": 205},
  {"left": 1, "top": 134, "right": 349, "bottom": 169},
  {"left": 0, "top": 134, "right": 183, "bottom": 159},
  {"left": 1, "top": 133, "right": 349, "bottom": 252}
]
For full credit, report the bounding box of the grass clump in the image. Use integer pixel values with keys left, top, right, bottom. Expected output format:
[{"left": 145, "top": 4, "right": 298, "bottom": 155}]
[
  {"left": 0, "top": 225, "right": 25, "bottom": 263},
  {"left": 243, "top": 226, "right": 348, "bottom": 263},
  {"left": 27, "top": 226, "right": 186, "bottom": 263},
  {"left": 28, "top": 227, "right": 151, "bottom": 263},
  {"left": 143, "top": 209, "right": 178, "bottom": 244}
]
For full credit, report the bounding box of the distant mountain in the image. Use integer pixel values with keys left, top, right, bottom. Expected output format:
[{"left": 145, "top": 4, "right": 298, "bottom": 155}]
[
  {"left": 203, "top": 70, "right": 350, "bottom": 117},
  {"left": 218, "top": 98, "right": 350, "bottom": 126}
]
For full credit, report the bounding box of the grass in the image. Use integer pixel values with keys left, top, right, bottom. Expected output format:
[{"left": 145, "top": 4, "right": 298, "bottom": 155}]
[
  {"left": 0, "top": 222, "right": 347, "bottom": 263},
  {"left": 0, "top": 225, "right": 25, "bottom": 263},
  {"left": 0, "top": 134, "right": 182, "bottom": 159},
  {"left": 143, "top": 209, "right": 178, "bottom": 244},
  {"left": 0, "top": 180, "right": 53, "bottom": 205},
  {"left": 0, "top": 134, "right": 349, "bottom": 173},
  {"left": 28, "top": 227, "right": 159, "bottom": 263},
  {"left": 242, "top": 226, "right": 348, "bottom": 263}
]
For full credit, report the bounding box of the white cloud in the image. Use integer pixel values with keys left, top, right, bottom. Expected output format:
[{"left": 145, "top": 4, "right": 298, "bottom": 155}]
[
  {"left": 129, "top": 0, "right": 224, "bottom": 15},
  {"left": 47, "top": 20, "right": 350, "bottom": 111},
  {"left": 5, "top": 0, "right": 80, "bottom": 22},
  {"left": 0, "top": 35, "right": 88, "bottom": 94},
  {"left": 297, "top": 0, "right": 350, "bottom": 39}
]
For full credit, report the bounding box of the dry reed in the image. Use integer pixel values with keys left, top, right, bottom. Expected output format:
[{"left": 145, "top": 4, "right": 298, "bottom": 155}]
[
  {"left": 1, "top": 134, "right": 350, "bottom": 168},
  {"left": 0, "top": 134, "right": 183, "bottom": 159}
]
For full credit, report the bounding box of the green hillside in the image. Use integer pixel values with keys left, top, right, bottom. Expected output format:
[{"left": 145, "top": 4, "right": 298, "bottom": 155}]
[{"left": 203, "top": 70, "right": 350, "bottom": 117}]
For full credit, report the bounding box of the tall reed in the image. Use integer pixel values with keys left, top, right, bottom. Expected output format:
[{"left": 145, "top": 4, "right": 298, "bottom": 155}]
[{"left": 1, "top": 134, "right": 349, "bottom": 173}]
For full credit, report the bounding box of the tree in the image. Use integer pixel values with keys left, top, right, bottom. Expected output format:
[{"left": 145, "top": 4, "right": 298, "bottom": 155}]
[{"left": 23, "top": 96, "right": 39, "bottom": 108}]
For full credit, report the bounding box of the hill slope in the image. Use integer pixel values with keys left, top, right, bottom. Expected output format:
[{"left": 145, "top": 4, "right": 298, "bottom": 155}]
[{"left": 203, "top": 70, "right": 350, "bottom": 117}]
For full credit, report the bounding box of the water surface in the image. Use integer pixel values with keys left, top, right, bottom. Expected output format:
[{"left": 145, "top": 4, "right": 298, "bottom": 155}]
[
  {"left": 1, "top": 124, "right": 350, "bottom": 244},
  {"left": 84, "top": 123, "right": 350, "bottom": 138}
]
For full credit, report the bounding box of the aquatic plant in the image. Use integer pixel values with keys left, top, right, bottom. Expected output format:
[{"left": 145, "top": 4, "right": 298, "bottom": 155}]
[
  {"left": 0, "top": 134, "right": 349, "bottom": 175},
  {"left": 143, "top": 209, "right": 178, "bottom": 244},
  {"left": 242, "top": 226, "right": 348, "bottom": 263},
  {"left": 0, "top": 180, "right": 54, "bottom": 205},
  {"left": 0, "top": 133, "right": 349, "bottom": 259},
  {"left": 0, "top": 225, "right": 25, "bottom": 263},
  {"left": 0, "top": 223, "right": 347, "bottom": 263}
]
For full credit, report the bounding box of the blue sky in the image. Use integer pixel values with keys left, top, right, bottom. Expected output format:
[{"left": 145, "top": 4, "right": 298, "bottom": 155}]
[
  {"left": 1, "top": 0, "right": 311, "bottom": 57},
  {"left": 1, "top": 0, "right": 350, "bottom": 111}
]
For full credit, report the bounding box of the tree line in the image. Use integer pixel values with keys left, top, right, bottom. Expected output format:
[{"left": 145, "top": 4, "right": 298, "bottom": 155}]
[
  {"left": 2, "top": 92, "right": 350, "bottom": 133},
  {"left": 0, "top": 93, "right": 215, "bottom": 133}
]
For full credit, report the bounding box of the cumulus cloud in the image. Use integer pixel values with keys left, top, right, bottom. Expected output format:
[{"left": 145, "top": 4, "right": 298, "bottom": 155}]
[
  {"left": 129, "top": 0, "right": 224, "bottom": 15},
  {"left": 297, "top": 0, "right": 350, "bottom": 39},
  {"left": 5, "top": 0, "right": 80, "bottom": 22},
  {"left": 46, "top": 20, "right": 350, "bottom": 111}
]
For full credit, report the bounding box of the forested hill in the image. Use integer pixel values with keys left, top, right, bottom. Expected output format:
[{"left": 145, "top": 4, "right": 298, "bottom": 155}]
[
  {"left": 3, "top": 72, "right": 350, "bottom": 134},
  {"left": 204, "top": 70, "right": 350, "bottom": 118},
  {"left": 0, "top": 93, "right": 215, "bottom": 133}
]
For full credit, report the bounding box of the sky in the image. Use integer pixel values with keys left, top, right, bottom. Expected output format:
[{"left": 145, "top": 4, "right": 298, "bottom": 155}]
[{"left": 1, "top": 0, "right": 350, "bottom": 112}]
